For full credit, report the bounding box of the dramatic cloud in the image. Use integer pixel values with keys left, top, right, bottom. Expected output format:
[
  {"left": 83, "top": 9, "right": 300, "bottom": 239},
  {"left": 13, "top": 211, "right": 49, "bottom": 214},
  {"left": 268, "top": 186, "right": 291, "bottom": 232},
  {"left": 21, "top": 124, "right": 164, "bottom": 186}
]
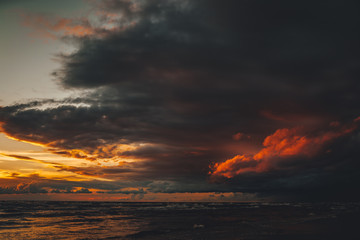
[
  {"left": 210, "top": 119, "right": 359, "bottom": 178},
  {"left": 1, "top": 0, "right": 360, "bottom": 200}
]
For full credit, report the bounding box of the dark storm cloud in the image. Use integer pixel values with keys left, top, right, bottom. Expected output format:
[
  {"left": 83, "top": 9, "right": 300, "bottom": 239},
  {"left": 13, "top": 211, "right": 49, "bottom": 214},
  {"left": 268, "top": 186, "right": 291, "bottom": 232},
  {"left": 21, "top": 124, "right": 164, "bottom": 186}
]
[
  {"left": 211, "top": 130, "right": 360, "bottom": 201},
  {"left": 1, "top": 0, "right": 360, "bottom": 200}
]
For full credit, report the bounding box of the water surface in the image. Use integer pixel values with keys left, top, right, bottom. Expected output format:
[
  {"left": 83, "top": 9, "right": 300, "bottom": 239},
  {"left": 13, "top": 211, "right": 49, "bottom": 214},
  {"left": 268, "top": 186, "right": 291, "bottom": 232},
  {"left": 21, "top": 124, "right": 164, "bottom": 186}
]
[{"left": 0, "top": 201, "right": 359, "bottom": 239}]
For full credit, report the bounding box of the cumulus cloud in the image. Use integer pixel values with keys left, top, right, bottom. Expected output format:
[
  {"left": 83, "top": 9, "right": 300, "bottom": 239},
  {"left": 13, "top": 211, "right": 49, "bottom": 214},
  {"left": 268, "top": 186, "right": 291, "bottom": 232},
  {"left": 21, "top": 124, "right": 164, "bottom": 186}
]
[{"left": 210, "top": 119, "right": 359, "bottom": 178}]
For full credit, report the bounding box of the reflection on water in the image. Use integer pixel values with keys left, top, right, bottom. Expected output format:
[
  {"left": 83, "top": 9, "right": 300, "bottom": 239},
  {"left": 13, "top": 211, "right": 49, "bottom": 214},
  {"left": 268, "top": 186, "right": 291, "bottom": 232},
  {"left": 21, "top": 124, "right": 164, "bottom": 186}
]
[
  {"left": 0, "top": 201, "right": 145, "bottom": 239},
  {"left": 0, "top": 201, "right": 359, "bottom": 239}
]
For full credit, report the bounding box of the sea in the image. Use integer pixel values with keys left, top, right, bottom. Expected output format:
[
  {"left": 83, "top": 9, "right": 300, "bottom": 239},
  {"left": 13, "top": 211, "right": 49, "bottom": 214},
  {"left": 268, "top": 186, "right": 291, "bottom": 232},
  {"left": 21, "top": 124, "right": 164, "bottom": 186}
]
[{"left": 0, "top": 201, "right": 359, "bottom": 239}]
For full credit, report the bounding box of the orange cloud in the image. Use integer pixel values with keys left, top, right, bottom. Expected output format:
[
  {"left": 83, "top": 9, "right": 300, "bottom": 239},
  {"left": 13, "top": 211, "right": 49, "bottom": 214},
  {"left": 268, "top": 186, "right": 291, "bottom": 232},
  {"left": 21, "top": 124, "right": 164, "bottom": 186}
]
[
  {"left": 211, "top": 155, "right": 256, "bottom": 178},
  {"left": 47, "top": 143, "right": 142, "bottom": 164},
  {"left": 210, "top": 118, "right": 359, "bottom": 178},
  {"left": 20, "top": 13, "right": 95, "bottom": 39},
  {"left": 253, "top": 128, "right": 315, "bottom": 160},
  {"left": 19, "top": 10, "right": 135, "bottom": 41}
]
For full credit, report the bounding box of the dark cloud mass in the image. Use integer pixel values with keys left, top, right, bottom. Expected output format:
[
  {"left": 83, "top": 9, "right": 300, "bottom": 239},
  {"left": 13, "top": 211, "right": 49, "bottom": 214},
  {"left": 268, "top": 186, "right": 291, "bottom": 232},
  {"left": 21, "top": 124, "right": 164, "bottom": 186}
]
[{"left": 1, "top": 0, "right": 360, "bottom": 200}]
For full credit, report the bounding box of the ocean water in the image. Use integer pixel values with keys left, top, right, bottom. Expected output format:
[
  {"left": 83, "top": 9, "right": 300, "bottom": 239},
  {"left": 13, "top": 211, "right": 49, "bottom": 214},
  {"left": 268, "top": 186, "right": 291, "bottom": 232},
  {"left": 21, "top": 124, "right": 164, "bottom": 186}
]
[{"left": 0, "top": 201, "right": 359, "bottom": 240}]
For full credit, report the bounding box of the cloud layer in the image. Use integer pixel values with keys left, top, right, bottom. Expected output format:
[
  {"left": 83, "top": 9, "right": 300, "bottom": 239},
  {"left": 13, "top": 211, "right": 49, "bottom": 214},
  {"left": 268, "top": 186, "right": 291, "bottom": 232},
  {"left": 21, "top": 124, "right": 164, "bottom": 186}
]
[{"left": 1, "top": 0, "right": 360, "bottom": 200}]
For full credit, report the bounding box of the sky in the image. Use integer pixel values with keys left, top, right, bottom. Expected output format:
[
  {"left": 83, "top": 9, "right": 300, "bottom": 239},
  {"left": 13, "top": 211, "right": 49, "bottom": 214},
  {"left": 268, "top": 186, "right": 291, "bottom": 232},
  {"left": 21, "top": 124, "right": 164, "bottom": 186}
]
[{"left": 0, "top": 0, "right": 360, "bottom": 202}]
